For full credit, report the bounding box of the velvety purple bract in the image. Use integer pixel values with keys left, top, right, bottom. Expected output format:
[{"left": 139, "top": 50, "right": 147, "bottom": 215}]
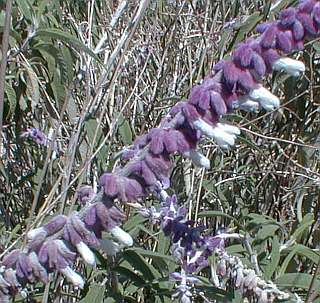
[
  {"left": 297, "top": 12, "right": 318, "bottom": 35},
  {"left": 233, "top": 44, "right": 254, "bottom": 67},
  {"left": 251, "top": 53, "right": 266, "bottom": 78},
  {"left": 276, "top": 30, "right": 293, "bottom": 52},
  {"left": 314, "top": 3, "right": 320, "bottom": 24},
  {"left": 43, "top": 215, "right": 67, "bottom": 235},
  {"left": 260, "top": 24, "right": 277, "bottom": 48},
  {"left": 279, "top": 8, "right": 296, "bottom": 27}
]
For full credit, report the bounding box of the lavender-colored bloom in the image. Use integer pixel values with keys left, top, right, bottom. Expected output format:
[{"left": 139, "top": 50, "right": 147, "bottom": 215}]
[
  {"left": 147, "top": 128, "right": 195, "bottom": 155},
  {"left": 99, "top": 173, "right": 145, "bottom": 202},
  {"left": 21, "top": 128, "right": 49, "bottom": 146},
  {"left": 38, "top": 240, "right": 76, "bottom": 270},
  {"left": 233, "top": 43, "right": 254, "bottom": 68},
  {"left": 77, "top": 186, "right": 96, "bottom": 204},
  {"left": 84, "top": 201, "right": 125, "bottom": 237},
  {"left": 172, "top": 284, "right": 192, "bottom": 303},
  {"left": 260, "top": 23, "right": 277, "bottom": 48}
]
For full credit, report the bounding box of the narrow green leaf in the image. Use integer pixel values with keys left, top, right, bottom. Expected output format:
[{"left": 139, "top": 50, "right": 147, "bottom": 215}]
[
  {"left": 275, "top": 273, "right": 320, "bottom": 290},
  {"left": 35, "top": 28, "right": 100, "bottom": 62},
  {"left": 79, "top": 283, "right": 105, "bottom": 303}
]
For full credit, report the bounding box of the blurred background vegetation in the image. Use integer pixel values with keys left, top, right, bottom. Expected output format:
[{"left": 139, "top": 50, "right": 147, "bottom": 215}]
[{"left": 1, "top": 0, "right": 320, "bottom": 301}]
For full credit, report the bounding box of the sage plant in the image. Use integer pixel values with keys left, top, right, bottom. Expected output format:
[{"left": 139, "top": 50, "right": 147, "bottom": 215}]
[{"left": 1, "top": 0, "right": 319, "bottom": 302}]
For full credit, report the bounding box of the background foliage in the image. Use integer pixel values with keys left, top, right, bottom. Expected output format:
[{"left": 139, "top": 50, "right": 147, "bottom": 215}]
[{"left": 1, "top": 0, "right": 320, "bottom": 301}]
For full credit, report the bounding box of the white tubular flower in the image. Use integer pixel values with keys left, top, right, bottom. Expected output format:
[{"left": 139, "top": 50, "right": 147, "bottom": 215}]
[
  {"left": 192, "top": 119, "right": 239, "bottom": 148},
  {"left": 100, "top": 239, "right": 120, "bottom": 256},
  {"left": 272, "top": 57, "right": 305, "bottom": 77},
  {"left": 184, "top": 149, "right": 210, "bottom": 169},
  {"left": 75, "top": 242, "right": 96, "bottom": 266},
  {"left": 27, "top": 227, "right": 47, "bottom": 241},
  {"left": 248, "top": 86, "right": 280, "bottom": 111},
  {"left": 60, "top": 267, "right": 85, "bottom": 289},
  {"left": 238, "top": 98, "right": 260, "bottom": 112},
  {"left": 110, "top": 226, "right": 133, "bottom": 247}
]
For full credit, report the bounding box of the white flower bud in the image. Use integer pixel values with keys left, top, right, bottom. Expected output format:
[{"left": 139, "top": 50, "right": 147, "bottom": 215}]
[
  {"left": 249, "top": 86, "right": 280, "bottom": 111},
  {"left": 273, "top": 57, "right": 305, "bottom": 77},
  {"left": 192, "top": 119, "right": 238, "bottom": 148},
  {"left": 110, "top": 226, "right": 133, "bottom": 247},
  {"left": 184, "top": 149, "right": 210, "bottom": 169},
  {"left": 100, "top": 239, "right": 120, "bottom": 256},
  {"left": 76, "top": 242, "right": 96, "bottom": 266},
  {"left": 60, "top": 267, "right": 84, "bottom": 289}
]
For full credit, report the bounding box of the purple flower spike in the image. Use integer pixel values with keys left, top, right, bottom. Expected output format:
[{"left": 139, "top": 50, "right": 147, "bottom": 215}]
[
  {"left": 38, "top": 240, "right": 76, "bottom": 270},
  {"left": 77, "top": 186, "right": 96, "bottom": 204},
  {"left": 3, "top": 269, "right": 20, "bottom": 290}
]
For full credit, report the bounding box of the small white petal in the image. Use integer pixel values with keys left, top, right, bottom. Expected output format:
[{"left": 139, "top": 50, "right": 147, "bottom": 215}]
[
  {"left": 76, "top": 242, "right": 96, "bottom": 266},
  {"left": 249, "top": 86, "right": 280, "bottom": 111},
  {"left": 273, "top": 57, "right": 305, "bottom": 77},
  {"left": 110, "top": 226, "right": 133, "bottom": 246},
  {"left": 216, "top": 123, "right": 240, "bottom": 135},
  {"left": 193, "top": 119, "right": 238, "bottom": 148},
  {"left": 184, "top": 150, "right": 210, "bottom": 169},
  {"left": 27, "top": 227, "right": 47, "bottom": 241},
  {"left": 60, "top": 267, "right": 84, "bottom": 289},
  {"left": 100, "top": 239, "right": 120, "bottom": 256},
  {"left": 238, "top": 98, "right": 260, "bottom": 112}
]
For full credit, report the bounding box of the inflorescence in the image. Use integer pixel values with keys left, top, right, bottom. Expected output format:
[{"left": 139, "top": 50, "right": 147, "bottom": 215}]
[{"left": 4, "top": 0, "right": 319, "bottom": 301}]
